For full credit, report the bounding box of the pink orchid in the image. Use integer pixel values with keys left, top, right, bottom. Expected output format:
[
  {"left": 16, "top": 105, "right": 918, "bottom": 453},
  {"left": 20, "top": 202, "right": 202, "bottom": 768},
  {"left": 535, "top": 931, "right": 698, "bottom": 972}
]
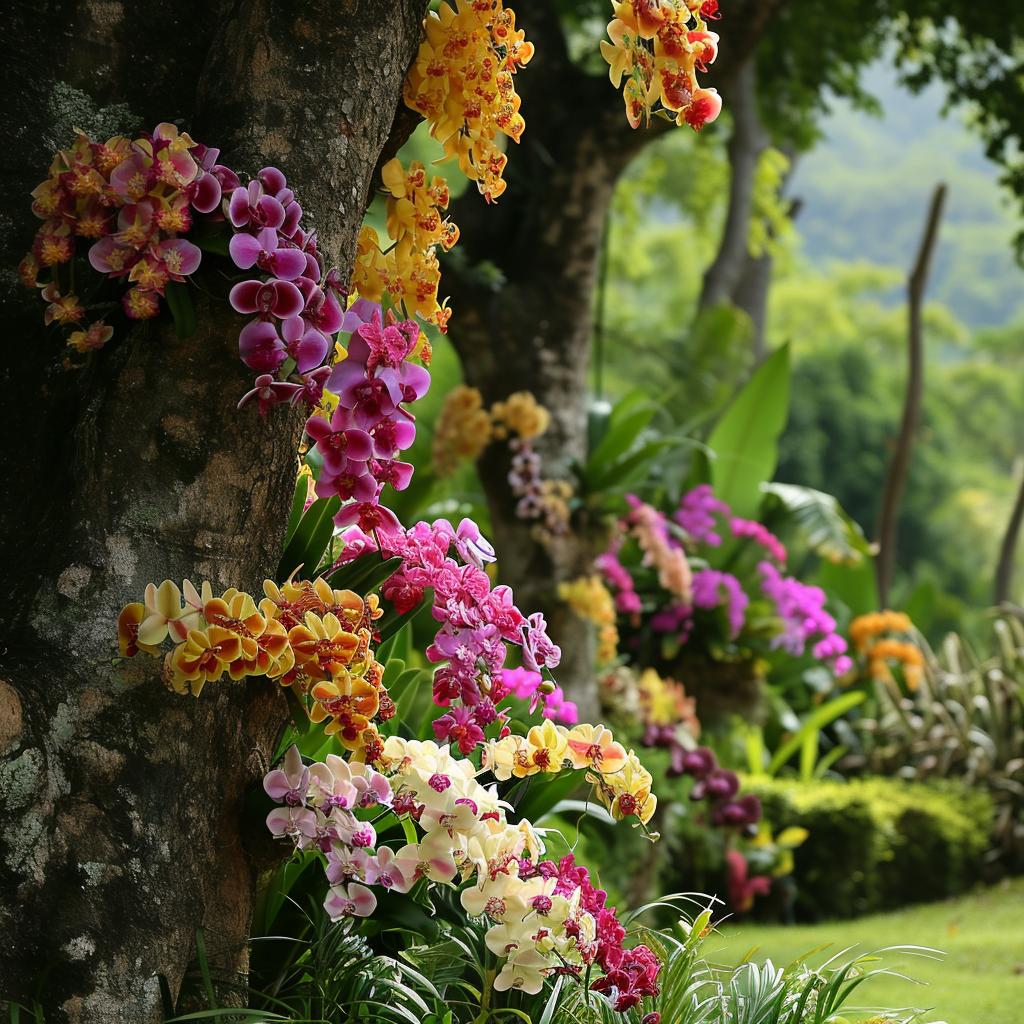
[
  {"left": 323, "top": 881, "right": 377, "bottom": 920},
  {"left": 333, "top": 498, "right": 401, "bottom": 536},
  {"left": 305, "top": 408, "right": 374, "bottom": 474},
  {"left": 229, "top": 278, "right": 304, "bottom": 320},
  {"left": 237, "top": 373, "right": 303, "bottom": 417},
  {"left": 228, "top": 180, "right": 285, "bottom": 230},
  {"left": 263, "top": 745, "right": 309, "bottom": 806},
  {"left": 266, "top": 806, "right": 318, "bottom": 849},
  {"left": 154, "top": 238, "right": 201, "bottom": 281},
  {"left": 228, "top": 225, "right": 307, "bottom": 281},
  {"left": 359, "top": 847, "right": 413, "bottom": 893}
]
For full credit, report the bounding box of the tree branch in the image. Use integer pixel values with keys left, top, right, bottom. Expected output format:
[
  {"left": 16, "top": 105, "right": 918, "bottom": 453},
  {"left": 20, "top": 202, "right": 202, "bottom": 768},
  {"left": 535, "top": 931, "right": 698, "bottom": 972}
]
[{"left": 875, "top": 183, "right": 947, "bottom": 606}]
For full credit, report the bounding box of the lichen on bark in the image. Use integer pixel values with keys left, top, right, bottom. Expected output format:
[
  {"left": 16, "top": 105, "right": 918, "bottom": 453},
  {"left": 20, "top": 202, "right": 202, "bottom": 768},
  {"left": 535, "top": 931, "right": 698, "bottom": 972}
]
[{"left": 0, "top": 1, "right": 429, "bottom": 1019}]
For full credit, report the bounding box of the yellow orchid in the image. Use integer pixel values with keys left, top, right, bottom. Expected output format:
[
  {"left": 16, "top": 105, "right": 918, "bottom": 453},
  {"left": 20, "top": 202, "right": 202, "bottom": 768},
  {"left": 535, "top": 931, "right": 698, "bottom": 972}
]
[
  {"left": 525, "top": 720, "right": 569, "bottom": 773},
  {"left": 169, "top": 626, "right": 242, "bottom": 696},
  {"left": 565, "top": 723, "right": 628, "bottom": 774}
]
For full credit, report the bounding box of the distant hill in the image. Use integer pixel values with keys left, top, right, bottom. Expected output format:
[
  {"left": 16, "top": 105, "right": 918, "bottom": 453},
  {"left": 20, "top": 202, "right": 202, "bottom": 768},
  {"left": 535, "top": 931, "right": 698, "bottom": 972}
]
[{"left": 790, "top": 62, "right": 1023, "bottom": 329}]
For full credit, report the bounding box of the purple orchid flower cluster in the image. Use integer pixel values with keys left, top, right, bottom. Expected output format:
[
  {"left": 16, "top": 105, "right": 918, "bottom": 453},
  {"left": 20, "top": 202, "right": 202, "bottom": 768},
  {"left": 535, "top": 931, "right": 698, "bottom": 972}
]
[
  {"left": 231, "top": 166, "right": 346, "bottom": 416},
  {"left": 304, "top": 300, "right": 430, "bottom": 534},
  {"left": 670, "top": 746, "right": 762, "bottom": 832},
  {"left": 333, "top": 516, "right": 562, "bottom": 753},
  {"left": 759, "top": 561, "right": 853, "bottom": 674},
  {"left": 601, "top": 484, "right": 851, "bottom": 676}
]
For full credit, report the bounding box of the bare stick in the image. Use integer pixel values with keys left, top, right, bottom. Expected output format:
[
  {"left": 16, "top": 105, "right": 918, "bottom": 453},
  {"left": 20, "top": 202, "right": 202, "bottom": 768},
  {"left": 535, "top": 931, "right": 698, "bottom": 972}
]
[{"left": 875, "top": 183, "right": 947, "bottom": 606}]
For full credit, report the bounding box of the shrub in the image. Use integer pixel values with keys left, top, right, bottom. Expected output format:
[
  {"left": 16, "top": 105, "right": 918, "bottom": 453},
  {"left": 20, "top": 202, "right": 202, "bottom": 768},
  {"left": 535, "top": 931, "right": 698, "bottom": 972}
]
[{"left": 743, "top": 776, "right": 992, "bottom": 920}]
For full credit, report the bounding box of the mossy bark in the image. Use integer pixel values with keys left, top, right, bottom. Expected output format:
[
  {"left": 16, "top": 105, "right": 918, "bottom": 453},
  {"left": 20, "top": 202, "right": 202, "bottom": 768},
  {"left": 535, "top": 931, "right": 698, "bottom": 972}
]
[{"left": 0, "top": 2, "right": 427, "bottom": 1019}]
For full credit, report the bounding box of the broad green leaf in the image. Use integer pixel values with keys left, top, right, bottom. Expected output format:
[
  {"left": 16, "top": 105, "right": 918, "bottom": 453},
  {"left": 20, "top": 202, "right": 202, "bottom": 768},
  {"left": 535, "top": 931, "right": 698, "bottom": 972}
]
[
  {"left": 816, "top": 556, "right": 879, "bottom": 619},
  {"left": 708, "top": 344, "right": 790, "bottom": 517},
  {"left": 277, "top": 496, "right": 340, "bottom": 579},
  {"left": 761, "top": 481, "right": 871, "bottom": 564},
  {"left": 283, "top": 475, "right": 307, "bottom": 548},
  {"left": 325, "top": 554, "right": 403, "bottom": 594},
  {"left": 583, "top": 390, "right": 655, "bottom": 487}
]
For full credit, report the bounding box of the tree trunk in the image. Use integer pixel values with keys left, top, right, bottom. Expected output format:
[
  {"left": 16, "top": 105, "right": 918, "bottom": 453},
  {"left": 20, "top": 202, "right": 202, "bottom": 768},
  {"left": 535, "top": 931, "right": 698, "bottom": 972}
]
[
  {"left": 729, "top": 190, "right": 800, "bottom": 364},
  {"left": 875, "top": 183, "right": 946, "bottom": 606},
  {"left": 698, "top": 59, "right": 769, "bottom": 313},
  {"left": 994, "top": 459, "right": 1024, "bottom": 605},
  {"left": 445, "top": 0, "right": 788, "bottom": 717},
  {"left": 0, "top": 2, "right": 427, "bottom": 1018}
]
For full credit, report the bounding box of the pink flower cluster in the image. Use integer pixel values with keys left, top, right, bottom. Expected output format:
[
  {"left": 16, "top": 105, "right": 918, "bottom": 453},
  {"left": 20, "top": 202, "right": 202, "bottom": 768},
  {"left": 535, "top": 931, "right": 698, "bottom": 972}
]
[
  {"left": 729, "top": 517, "right": 786, "bottom": 563},
  {"left": 691, "top": 568, "right": 749, "bottom": 639},
  {"left": 264, "top": 745, "right": 394, "bottom": 920},
  {"left": 497, "top": 667, "right": 578, "bottom": 725},
  {"left": 230, "top": 166, "right": 346, "bottom": 414},
  {"left": 336, "top": 518, "right": 561, "bottom": 750},
  {"left": 758, "top": 561, "right": 852, "bottom": 674},
  {"left": 84, "top": 128, "right": 237, "bottom": 320},
  {"left": 303, "top": 302, "right": 430, "bottom": 529},
  {"left": 673, "top": 484, "right": 731, "bottom": 546},
  {"left": 595, "top": 549, "right": 641, "bottom": 615},
  {"left": 518, "top": 853, "right": 660, "bottom": 1012}
]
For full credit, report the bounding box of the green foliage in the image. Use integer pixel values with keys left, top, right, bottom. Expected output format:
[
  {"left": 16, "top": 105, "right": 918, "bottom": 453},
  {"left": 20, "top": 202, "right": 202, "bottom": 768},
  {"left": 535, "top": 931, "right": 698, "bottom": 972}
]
[
  {"left": 760, "top": 483, "right": 872, "bottom": 566},
  {"left": 748, "top": 148, "right": 796, "bottom": 261},
  {"left": 707, "top": 344, "right": 790, "bottom": 519},
  {"left": 550, "top": 905, "right": 940, "bottom": 1024},
  {"left": 714, "top": 879, "right": 1024, "bottom": 1024},
  {"left": 849, "top": 616, "right": 1024, "bottom": 868},
  {"left": 745, "top": 777, "right": 992, "bottom": 921},
  {"left": 745, "top": 691, "right": 867, "bottom": 781}
]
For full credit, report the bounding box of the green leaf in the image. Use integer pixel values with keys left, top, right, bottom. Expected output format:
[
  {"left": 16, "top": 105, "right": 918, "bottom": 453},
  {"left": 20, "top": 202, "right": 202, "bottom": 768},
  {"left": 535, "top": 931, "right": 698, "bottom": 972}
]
[
  {"left": 586, "top": 437, "right": 684, "bottom": 493},
  {"left": 582, "top": 390, "right": 654, "bottom": 487},
  {"left": 708, "top": 343, "right": 790, "bottom": 517},
  {"left": 325, "top": 555, "right": 403, "bottom": 594},
  {"left": 816, "top": 556, "right": 879, "bottom": 619},
  {"left": 284, "top": 475, "right": 307, "bottom": 548},
  {"left": 277, "top": 496, "right": 340, "bottom": 579},
  {"left": 191, "top": 221, "right": 231, "bottom": 256},
  {"left": 760, "top": 482, "right": 871, "bottom": 563},
  {"left": 164, "top": 281, "right": 197, "bottom": 339},
  {"left": 768, "top": 690, "right": 866, "bottom": 776}
]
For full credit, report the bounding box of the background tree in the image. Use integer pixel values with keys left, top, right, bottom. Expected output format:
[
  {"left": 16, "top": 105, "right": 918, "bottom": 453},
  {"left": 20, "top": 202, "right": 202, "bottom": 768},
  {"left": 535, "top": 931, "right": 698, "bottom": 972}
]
[
  {"left": 0, "top": 1, "right": 427, "bottom": 1016},
  {"left": 443, "top": 0, "right": 1024, "bottom": 710}
]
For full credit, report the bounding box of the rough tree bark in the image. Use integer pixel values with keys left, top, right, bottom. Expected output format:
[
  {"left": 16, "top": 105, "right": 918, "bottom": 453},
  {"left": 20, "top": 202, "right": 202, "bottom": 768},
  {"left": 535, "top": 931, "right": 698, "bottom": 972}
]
[
  {"left": 445, "top": 0, "right": 788, "bottom": 717},
  {"left": 0, "top": 1, "right": 427, "bottom": 1019},
  {"left": 875, "top": 183, "right": 946, "bottom": 606}
]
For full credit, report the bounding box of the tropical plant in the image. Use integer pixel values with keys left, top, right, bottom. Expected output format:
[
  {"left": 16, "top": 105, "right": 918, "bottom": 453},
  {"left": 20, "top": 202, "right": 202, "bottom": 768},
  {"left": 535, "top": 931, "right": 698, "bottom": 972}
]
[{"left": 845, "top": 615, "right": 1024, "bottom": 868}]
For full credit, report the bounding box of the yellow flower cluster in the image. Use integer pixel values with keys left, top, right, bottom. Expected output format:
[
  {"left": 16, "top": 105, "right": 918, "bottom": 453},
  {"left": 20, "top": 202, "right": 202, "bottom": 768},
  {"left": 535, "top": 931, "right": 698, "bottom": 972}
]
[
  {"left": 600, "top": 0, "right": 723, "bottom": 131},
  {"left": 638, "top": 667, "right": 699, "bottom": 733},
  {"left": 431, "top": 386, "right": 554, "bottom": 477},
  {"left": 404, "top": 0, "right": 534, "bottom": 203},
  {"left": 118, "top": 575, "right": 392, "bottom": 758},
  {"left": 490, "top": 390, "right": 551, "bottom": 441},
  {"left": 558, "top": 575, "right": 619, "bottom": 667},
  {"left": 432, "top": 385, "right": 494, "bottom": 476},
  {"left": 483, "top": 721, "right": 657, "bottom": 825},
  {"left": 353, "top": 157, "right": 460, "bottom": 332},
  {"left": 849, "top": 610, "right": 924, "bottom": 691}
]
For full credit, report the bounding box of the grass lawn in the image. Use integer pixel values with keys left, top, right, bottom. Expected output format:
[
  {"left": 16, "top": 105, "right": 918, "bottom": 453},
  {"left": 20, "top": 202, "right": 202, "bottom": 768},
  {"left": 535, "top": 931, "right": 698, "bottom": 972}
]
[{"left": 707, "top": 878, "right": 1024, "bottom": 1023}]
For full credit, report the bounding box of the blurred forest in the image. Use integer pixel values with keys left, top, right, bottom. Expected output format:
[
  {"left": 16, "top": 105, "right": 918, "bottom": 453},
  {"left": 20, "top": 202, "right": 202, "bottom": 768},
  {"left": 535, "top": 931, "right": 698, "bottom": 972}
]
[{"left": 490, "top": 47, "right": 1024, "bottom": 640}]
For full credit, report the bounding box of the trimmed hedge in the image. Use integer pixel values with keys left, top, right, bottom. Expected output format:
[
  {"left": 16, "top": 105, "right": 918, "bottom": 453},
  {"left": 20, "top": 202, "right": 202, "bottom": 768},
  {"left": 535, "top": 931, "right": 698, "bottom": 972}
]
[{"left": 745, "top": 776, "right": 994, "bottom": 920}]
